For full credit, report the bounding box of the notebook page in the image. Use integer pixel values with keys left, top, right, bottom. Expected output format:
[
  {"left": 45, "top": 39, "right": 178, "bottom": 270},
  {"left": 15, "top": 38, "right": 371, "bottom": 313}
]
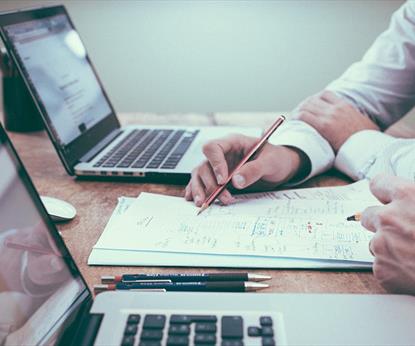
[
  {"left": 90, "top": 196, "right": 372, "bottom": 269},
  {"left": 98, "top": 182, "right": 378, "bottom": 262}
]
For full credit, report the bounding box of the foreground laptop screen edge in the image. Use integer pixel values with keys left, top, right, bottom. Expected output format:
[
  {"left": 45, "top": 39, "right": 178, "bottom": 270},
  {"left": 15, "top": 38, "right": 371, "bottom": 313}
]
[{"left": 0, "top": 123, "right": 92, "bottom": 344}]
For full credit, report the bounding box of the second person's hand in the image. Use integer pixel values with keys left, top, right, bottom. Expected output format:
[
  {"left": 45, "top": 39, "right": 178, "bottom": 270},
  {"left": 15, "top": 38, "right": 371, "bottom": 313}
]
[{"left": 185, "top": 134, "right": 310, "bottom": 206}]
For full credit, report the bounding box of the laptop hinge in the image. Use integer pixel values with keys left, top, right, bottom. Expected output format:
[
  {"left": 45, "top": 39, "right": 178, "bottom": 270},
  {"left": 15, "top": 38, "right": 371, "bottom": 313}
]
[{"left": 79, "top": 129, "right": 123, "bottom": 163}]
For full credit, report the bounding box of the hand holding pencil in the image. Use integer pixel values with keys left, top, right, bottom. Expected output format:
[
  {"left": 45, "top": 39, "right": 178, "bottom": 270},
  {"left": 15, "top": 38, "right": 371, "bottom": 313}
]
[{"left": 185, "top": 115, "right": 310, "bottom": 209}]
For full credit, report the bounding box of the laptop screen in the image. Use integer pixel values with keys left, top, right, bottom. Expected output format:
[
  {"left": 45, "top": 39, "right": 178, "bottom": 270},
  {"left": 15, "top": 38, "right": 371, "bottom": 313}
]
[
  {"left": 0, "top": 6, "right": 120, "bottom": 173},
  {"left": 3, "top": 14, "right": 112, "bottom": 146},
  {"left": 0, "top": 128, "right": 88, "bottom": 345}
]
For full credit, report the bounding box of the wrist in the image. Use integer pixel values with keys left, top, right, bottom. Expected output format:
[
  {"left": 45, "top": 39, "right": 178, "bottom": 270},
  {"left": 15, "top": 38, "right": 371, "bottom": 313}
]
[{"left": 282, "top": 146, "right": 311, "bottom": 183}]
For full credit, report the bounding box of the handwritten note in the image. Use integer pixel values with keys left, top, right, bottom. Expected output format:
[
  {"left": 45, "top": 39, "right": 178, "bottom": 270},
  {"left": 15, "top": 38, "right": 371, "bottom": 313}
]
[{"left": 95, "top": 181, "right": 378, "bottom": 262}]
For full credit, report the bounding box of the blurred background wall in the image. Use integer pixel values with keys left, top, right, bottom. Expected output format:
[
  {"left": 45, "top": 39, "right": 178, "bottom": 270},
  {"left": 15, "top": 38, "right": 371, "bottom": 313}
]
[{"left": 0, "top": 0, "right": 406, "bottom": 116}]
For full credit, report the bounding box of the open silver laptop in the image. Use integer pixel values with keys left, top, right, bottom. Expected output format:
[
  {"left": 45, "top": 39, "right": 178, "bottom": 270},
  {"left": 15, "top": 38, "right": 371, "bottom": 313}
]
[
  {"left": 0, "top": 5, "right": 261, "bottom": 183},
  {"left": 1, "top": 122, "right": 415, "bottom": 346}
]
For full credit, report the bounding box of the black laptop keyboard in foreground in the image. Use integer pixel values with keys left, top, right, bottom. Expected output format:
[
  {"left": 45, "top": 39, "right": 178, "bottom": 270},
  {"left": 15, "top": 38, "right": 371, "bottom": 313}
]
[
  {"left": 121, "top": 313, "right": 278, "bottom": 346},
  {"left": 93, "top": 129, "right": 199, "bottom": 170}
]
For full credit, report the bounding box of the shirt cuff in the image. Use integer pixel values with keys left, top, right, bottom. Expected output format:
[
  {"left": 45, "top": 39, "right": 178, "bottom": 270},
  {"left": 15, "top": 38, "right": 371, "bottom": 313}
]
[
  {"left": 268, "top": 120, "right": 335, "bottom": 185},
  {"left": 334, "top": 130, "right": 396, "bottom": 180}
]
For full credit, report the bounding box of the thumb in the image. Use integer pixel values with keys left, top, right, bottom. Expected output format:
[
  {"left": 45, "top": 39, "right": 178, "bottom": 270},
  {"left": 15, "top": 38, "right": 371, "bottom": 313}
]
[
  {"left": 231, "top": 159, "right": 265, "bottom": 189},
  {"left": 360, "top": 206, "right": 381, "bottom": 233}
]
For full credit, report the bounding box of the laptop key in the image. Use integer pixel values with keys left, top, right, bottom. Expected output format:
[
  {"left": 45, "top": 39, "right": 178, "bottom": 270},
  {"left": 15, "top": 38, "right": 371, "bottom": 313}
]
[
  {"left": 124, "top": 324, "right": 138, "bottom": 335},
  {"left": 166, "top": 336, "right": 189, "bottom": 346},
  {"left": 127, "top": 314, "right": 141, "bottom": 324},
  {"left": 169, "top": 324, "right": 190, "bottom": 335},
  {"left": 143, "top": 314, "right": 166, "bottom": 329},
  {"left": 139, "top": 342, "right": 161, "bottom": 346},
  {"left": 121, "top": 335, "right": 135, "bottom": 346},
  {"left": 170, "top": 315, "right": 192, "bottom": 324},
  {"left": 170, "top": 315, "right": 217, "bottom": 324},
  {"left": 140, "top": 330, "right": 163, "bottom": 340},
  {"left": 194, "top": 333, "right": 216, "bottom": 344},
  {"left": 221, "top": 341, "right": 244, "bottom": 346},
  {"left": 262, "top": 337, "right": 276, "bottom": 346},
  {"left": 102, "top": 163, "right": 116, "bottom": 168},
  {"left": 248, "top": 326, "right": 261, "bottom": 337},
  {"left": 191, "top": 315, "right": 218, "bottom": 323},
  {"left": 261, "top": 326, "right": 274, "bottom": 337},
  {"left": 221, "top": 316, "right": 243, "bottom": 339},
  {"left": 260, "top": 316, "right": 273, "bottom": 327},
  {"left": 195, "top": 323, "right": 217, "bottom": 333}
]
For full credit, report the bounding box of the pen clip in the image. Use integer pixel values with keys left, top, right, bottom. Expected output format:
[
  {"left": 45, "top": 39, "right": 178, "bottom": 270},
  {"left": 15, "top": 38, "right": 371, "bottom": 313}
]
[
  {"left": 100, "top": 277, "right": 172, "bottom": 284},
  {"left": 124, "top": 279, "right": 172, "bottom": 284}
]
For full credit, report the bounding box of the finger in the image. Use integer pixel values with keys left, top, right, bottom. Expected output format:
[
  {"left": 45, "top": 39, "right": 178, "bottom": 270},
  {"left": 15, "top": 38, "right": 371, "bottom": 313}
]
[
  {"left": 369, "top": 174, "right": 411, "bottom": 204},
  {"left": 190, "top": 170, "right": 206, "bottom": 207},
  {"left": 217, "top": 189, "right": 235, "bottom": 205},
  {"left": 368, "top": 239, "right": 374, "bottom": 256},
  {"left": 202, "top": 139, "right": 233, "bottom": 184},
  {"left": 294, "top": 111, "right": 324, "bottom": 131},
  {"left": 198, "top": 164, "right": 235, "bottom": 204},
  {"left": 368, "top": 231, "right": 386, "bottom": 257},
  {"left": 361, "top": 206, "right": 383, "bottom": 232},
  {"left": 320, "top": 90, "right": 341, "bottom": 104},
  {"left": 292, "top": 109, "right": 317, "bottom": 122},
  {"left": 199, "top": 163, "right": 219, "bottom": 195},
  {"left": 184, "top": 183, "right": 192, "bottom": 201},
  {"left": 298, "top": 96, "right": 332, "bottom": 116}
]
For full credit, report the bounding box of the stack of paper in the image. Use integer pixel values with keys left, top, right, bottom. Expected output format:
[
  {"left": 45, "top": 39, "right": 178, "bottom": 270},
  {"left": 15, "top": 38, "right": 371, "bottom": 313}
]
[{"left": 89, "top": 180, "right": 379, "bottom": 269}]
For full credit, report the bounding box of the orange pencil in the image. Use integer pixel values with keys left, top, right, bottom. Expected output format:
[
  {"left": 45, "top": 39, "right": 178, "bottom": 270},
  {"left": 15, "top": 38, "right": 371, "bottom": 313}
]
[{"left": 197, "top": 115, "right": 286, "bottom": 216}]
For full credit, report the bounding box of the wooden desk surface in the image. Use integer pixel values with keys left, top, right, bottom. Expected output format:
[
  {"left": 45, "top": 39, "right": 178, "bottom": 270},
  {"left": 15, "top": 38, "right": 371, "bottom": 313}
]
[{"left": 5, "top": 112, "right": 386, "bottom": 294}]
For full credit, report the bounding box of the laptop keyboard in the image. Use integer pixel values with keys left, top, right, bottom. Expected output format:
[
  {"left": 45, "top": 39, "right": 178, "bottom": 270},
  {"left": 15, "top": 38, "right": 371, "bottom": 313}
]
[
  {"left": 120, "top": 313, "right": 279, "bottom": 346},
  {"left": 93, "top": 129, "right": 199, "bottom": 170}
]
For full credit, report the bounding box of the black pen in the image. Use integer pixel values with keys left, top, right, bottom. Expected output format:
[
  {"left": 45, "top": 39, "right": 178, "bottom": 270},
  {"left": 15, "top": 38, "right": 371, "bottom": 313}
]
[
  {"left": 101, "top": 273, "right": 271, "bottom": 283},
  {"left": 94, "top": 281, "right": 269, "bottom": 293}
]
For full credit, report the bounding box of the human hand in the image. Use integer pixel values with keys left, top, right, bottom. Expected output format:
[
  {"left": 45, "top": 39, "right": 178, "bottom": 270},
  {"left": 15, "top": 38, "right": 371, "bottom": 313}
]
[
  {"left": 292, "top": 90, "right": 380, "bottom": 152},
  {"left": 361, "top": 174, "right": 415, "bottom": 294},
  {"left": 185, "top": 134, "right": 309, "bottom": 206}
]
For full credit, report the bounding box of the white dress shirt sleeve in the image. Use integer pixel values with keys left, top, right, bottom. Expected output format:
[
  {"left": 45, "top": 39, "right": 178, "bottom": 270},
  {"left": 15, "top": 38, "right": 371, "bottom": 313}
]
[
  {"left": 335, "top": 130, "right": 415, "bottom": 181},
  {"left": 267, "top": 2, "right": 415, "bottom": 185},
  {"left": 327, "top": 1, "right": 415, "bottom": 129},
  {"left": 268, "top": 120, "right": 335, "bottom": 184}
]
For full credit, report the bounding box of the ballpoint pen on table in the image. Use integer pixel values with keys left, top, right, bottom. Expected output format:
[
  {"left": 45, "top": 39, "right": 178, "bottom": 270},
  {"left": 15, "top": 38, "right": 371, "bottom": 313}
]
[
  {"left": 94, "top": 281, "right": 269, "bottom": 294},
  {"left": 101, "top": 272, "right": 271, "bottom": 283}
]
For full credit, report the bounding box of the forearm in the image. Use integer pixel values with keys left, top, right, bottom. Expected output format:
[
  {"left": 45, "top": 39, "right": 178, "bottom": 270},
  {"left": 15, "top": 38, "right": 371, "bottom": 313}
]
[
  {"left": 327, "top": 1, "right": 415, "bottom": 129},
  {"left": 268, "top": 119, "right": 334, "bottom": 185}
]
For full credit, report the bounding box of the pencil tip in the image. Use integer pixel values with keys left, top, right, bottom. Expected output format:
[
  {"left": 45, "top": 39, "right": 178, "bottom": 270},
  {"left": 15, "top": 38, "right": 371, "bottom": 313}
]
[
  {"left": 197, "top": 204, "right": 208, "bottom": 216},
  {"left": 346, "top": 213, "right": 361, "bottom": 222}
]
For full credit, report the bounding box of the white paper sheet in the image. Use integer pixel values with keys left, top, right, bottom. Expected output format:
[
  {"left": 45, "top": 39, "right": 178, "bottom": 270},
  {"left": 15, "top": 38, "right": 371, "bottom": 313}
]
[{"left": 90, "top": 180, "right": 378, "bottom": 267}]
